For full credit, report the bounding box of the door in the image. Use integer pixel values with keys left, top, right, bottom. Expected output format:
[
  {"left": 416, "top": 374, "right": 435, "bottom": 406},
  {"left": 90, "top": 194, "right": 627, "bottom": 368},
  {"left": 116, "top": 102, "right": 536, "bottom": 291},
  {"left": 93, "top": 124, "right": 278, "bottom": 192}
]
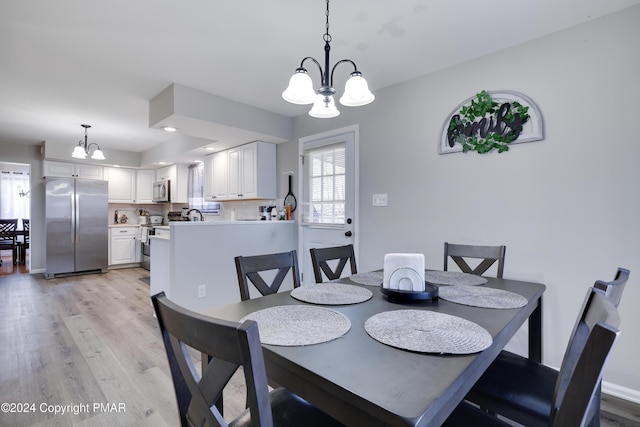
[
  {"left": 45, "top": 177, "right": 75, "bottom": 276},
  {"left": 299, "top": 126, "right": 358, "bottom": 284},
  {"left": 75, "top": 179, "right": 108, "bottom": 272}
]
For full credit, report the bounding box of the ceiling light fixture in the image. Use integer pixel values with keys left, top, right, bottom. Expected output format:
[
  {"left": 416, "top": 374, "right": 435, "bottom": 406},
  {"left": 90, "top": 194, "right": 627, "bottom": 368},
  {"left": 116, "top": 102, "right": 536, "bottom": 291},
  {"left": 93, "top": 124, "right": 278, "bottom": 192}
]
[
  {"left": 162, "top": 126, "right": 178, "bottom": 132},
  {"left": 71, "top": 124, "right": 105, "bottom": 160},
  {"left": 282, "top": 0, "right": 374, "bottom": 118}
]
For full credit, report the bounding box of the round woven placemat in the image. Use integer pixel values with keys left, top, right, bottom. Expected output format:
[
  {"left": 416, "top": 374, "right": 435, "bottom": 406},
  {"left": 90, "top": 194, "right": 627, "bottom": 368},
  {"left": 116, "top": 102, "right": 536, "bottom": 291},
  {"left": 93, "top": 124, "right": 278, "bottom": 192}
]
[
  {"left": 239, "top": 305, "right": 351, "bottom": 346},
  {"left": 438, "top": 285, "right": 527, "bottom": 309},
  {"left": 348, "top": 271, "right": 384, "bottom": 286},
  {"left": 364, "top": 310, "right": 492, "bottom": 354},
  {"left": 291, "top": 283, "right": 373, "bottom": 305},
  {"left": 425, "top": 270, "right": 488, "bottom": 286}
]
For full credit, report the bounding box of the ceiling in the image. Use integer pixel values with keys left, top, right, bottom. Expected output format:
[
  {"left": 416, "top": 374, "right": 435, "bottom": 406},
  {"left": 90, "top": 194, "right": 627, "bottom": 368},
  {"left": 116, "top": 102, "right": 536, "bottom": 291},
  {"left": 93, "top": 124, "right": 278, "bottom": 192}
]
[{"left": 2, "top": 0, "right": 638, "bottom": 165}]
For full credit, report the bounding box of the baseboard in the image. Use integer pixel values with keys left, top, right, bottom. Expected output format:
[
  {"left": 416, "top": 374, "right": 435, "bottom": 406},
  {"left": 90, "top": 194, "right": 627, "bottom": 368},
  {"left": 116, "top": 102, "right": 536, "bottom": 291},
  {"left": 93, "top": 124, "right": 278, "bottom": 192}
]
[{"left": 603, "top": 381, "right": 640, "bottom": 404}]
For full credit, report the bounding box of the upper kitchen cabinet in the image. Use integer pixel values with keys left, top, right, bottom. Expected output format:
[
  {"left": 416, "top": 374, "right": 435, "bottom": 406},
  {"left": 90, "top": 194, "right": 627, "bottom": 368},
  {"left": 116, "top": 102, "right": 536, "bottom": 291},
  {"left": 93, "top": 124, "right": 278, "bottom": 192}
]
[
  {"left": 43, "top": 161, "right": 103, "bottom": 180},
  {"left": 136, "top": 169, "right": 155, "bottom": 204},
  {"left": 156, "top": 163, "right": 188, "bottom": 203},
  {"left": 222, "top": 141, "right": 276, "bottom": 201},
  {"left": 204, "top": 150, "right": 228, "bottom": 201},
  {"left": 104, "top": 168, "right": 156, "bottom": 204},
  {"left": 104, "top": 167, "right": 136, "bottom": 203}
]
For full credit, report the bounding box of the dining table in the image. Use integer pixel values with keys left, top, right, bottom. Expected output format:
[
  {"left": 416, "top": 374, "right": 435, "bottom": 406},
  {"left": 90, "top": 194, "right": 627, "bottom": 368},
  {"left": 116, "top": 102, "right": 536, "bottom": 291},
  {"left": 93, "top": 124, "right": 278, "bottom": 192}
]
[{"left": 203, "top": 271, "right": 545, "bottom": 427}]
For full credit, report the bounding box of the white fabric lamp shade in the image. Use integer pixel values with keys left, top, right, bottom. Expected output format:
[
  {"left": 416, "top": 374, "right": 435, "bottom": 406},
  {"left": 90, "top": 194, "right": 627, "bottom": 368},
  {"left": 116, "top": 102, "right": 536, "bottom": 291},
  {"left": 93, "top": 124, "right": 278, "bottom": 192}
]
[
  {"left": 282, "top": 70, "right": 316, "bottom": 105},
  {"left": 339, "top": 74, "right": 375, "bottom": 107},
  {"left": 309, "top": 95, "right": 340, "bottom": 118}
]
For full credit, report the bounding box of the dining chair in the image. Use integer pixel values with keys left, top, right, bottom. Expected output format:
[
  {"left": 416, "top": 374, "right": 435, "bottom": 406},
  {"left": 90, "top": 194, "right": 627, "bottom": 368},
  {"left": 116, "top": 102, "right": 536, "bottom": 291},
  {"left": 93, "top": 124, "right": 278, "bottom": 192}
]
[
  {"left": 593, "top": 267, "right": 630, "bottom": 308},
  {"left": 443, "top": 242, "right": 506, "bottom": 278},
  {"left": 309, "top": 244, "right": 357, "bottom": 283},
  {"left": 0, "top": 218, "right": 19, "bottom": 266},
  {"left": 151, "top": 292, "right": 345, "bottom": 427},
  {"left": 459, "top": 285, "right": 624, "bottom": 427},
  {"left": 19, "top": 218, "right": 29, "bottom": 265},
  {"left": 234, "top": 250, "right": 301, "bottom": 301}
]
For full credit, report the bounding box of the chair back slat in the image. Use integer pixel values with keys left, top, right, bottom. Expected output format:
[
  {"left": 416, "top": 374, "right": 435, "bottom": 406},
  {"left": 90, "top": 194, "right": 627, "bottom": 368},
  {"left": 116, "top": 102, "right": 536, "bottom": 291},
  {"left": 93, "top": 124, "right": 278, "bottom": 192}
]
[
  {"left": 551, "top": 290, "right": 620, "bottom": 426},
  {"left": 310, "top": 244, "right": 357, "bottom": 283},
  {"left": 235, "top": 250, "right": 301, "bottom": 301},
  {"left": 444, "top": 242, "right": 506, "bottom": 278},
  {"left": 0, "top": 219, "right": 18, "bottom": 242}
]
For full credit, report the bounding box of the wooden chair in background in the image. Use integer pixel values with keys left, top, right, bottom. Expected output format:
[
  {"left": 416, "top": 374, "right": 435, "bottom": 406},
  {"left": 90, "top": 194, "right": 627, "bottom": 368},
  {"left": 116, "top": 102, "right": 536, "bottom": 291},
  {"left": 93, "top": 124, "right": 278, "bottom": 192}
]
[
  {"left": 0, "top": 218, "right": 18, "bottom": 265},
  {"left": 443, "top": 242, "right": 506, "bottom": 278},
  {"left": 151, "top": 292, "right": 345, "bottom": 427},
  {"left": 309, "top": 244, "right": 357, "bottom": 283},
  {"left": 18, "top": 218, "right": 29, "bottom": 264},
  {"left": 234, "top": 250, "right": 301, "bottom": 301}
]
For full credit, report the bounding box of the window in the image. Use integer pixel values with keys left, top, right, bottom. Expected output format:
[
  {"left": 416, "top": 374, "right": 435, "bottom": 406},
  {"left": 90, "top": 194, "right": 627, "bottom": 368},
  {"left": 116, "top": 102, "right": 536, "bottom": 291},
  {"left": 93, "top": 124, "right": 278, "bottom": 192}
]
[
  {"left": 304, "top": 143, "right": 345, "bottom": 225},
  {"left": 0, "top": 170, "right": 30, "bottom": 220},
  {"left": 187, "top": 163, "right": 220, "bottom": 213}
]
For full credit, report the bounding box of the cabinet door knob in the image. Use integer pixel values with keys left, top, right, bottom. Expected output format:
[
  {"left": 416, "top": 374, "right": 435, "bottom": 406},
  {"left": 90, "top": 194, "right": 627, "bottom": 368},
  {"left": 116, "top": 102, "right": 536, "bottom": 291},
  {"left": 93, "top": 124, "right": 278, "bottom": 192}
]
[{"left": 345, "top": 231, "right": 352, "bottom": 237}]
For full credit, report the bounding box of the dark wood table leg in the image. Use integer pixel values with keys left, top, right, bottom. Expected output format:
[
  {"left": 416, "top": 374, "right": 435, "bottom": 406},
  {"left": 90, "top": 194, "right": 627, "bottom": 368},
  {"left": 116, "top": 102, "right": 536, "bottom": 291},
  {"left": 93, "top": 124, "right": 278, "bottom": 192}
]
[{"left": 528, "top": 295, "right": 543, "bottom": 363}]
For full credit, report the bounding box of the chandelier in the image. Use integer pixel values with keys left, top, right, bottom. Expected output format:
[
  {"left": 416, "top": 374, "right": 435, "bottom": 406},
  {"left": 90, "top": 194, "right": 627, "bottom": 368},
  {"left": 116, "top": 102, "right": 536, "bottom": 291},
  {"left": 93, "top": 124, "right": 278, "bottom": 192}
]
[
  {"left": 282, "top": 0, "right": 374, "bottom": 118},
  {"left": 71, "top": 124, "right": 105, "bottom": 160}
]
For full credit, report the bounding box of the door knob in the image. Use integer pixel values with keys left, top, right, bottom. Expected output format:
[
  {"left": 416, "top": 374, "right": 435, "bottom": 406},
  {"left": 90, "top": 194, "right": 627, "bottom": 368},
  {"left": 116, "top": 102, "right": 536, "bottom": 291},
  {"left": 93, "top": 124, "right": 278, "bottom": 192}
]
[{"left": 345, "top": 231, "right": 352, "bottom": 237}]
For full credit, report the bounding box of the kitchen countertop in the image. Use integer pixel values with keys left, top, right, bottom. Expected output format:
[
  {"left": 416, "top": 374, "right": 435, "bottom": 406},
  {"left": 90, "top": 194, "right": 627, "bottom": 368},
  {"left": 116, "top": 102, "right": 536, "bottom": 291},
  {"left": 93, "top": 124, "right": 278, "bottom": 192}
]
[
  {"left": 109, "top": 223, "right": 140, "bottom": 227},
  {"left": 170, "top": 220, "right": 295, "bottom": 226}
]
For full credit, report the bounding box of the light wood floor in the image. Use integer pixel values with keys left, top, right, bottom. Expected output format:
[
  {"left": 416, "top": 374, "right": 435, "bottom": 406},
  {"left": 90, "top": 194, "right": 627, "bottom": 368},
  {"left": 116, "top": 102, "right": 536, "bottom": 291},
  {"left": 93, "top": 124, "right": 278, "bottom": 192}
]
[{"left": 1, "top": 269, "right": 638, "bottom": 426}]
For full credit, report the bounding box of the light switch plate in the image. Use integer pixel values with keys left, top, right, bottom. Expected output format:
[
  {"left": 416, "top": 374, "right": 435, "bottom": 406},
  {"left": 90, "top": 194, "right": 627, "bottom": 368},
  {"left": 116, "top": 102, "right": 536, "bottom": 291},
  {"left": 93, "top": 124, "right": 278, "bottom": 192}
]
[{"left": 372, "top": 193, "right": 388, "bottom": 207}]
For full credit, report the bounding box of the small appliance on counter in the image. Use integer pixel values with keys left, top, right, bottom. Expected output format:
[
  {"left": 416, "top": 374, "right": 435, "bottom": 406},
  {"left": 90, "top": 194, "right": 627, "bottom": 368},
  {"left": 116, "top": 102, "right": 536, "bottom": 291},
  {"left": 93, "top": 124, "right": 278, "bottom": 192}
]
[
  {"left": 149, "top": 215, "right": 164, "bottom": 225},
  {"left": 168, "top": 211, "right": 186, "bottom": 222}
]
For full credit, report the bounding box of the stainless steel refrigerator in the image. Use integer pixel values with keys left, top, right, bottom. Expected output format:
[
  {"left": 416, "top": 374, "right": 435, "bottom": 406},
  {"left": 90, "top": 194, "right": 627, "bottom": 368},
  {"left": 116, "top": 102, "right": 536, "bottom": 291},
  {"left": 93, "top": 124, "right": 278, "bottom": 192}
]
[{"left": 45, "top": 177, "right": 108, "bottom": 278}]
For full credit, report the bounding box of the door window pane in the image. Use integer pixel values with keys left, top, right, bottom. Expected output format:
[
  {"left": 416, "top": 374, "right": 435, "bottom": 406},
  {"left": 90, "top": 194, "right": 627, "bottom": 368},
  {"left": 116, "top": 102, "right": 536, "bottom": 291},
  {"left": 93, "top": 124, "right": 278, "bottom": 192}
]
[{"left": 304, "top": 144, "right": 346, "bottom": 225}]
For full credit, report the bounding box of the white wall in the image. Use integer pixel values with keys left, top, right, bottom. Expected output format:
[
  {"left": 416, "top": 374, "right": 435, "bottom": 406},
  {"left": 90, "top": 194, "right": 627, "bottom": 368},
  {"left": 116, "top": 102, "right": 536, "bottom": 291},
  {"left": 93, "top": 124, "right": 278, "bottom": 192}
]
[{"left": 282, "top": 6, "right": 640, "bottom": 400}]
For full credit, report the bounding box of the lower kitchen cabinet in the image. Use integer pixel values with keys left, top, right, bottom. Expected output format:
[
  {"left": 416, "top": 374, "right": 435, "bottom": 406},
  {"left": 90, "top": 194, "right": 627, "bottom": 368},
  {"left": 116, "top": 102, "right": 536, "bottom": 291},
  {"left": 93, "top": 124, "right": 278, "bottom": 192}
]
[{"left": 109, "top": 226, "right": 138, "bottom": 265}]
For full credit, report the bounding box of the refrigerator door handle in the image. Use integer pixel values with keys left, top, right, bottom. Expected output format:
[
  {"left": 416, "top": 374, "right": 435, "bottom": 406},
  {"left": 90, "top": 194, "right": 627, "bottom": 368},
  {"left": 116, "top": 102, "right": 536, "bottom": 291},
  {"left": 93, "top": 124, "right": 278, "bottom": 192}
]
[{"left": 73, "top": 192, "right": 79, "bottom": 244}]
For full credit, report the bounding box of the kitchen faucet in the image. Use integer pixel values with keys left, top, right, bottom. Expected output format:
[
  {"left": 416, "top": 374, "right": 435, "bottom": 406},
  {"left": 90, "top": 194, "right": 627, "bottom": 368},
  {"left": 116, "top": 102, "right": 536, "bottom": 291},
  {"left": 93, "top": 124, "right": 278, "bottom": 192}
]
[{"left": 186, "top": 208, "right": 204, "bottom": 221}]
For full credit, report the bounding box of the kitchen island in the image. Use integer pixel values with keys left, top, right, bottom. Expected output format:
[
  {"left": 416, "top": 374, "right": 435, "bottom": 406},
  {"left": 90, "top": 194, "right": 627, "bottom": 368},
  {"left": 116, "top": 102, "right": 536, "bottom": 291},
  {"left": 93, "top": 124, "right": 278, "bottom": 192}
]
[{"left": 150, "top": 220, "right": 296, "bottom": 313}]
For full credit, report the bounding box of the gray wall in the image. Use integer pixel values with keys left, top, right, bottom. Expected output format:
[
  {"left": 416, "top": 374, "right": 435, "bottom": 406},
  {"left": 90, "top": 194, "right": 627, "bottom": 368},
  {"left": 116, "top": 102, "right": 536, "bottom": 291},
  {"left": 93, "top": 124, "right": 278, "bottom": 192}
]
[{"left": 281, "top": 6, "right": 640, "bottom": 400}]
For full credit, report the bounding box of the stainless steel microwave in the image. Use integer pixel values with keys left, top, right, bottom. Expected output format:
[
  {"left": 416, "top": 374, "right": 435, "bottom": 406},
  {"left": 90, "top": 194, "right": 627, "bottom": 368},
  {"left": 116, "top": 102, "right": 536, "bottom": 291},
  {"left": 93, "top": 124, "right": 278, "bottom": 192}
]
[{"left": 152, "top": 180, "right": 171, "bottom": 203}]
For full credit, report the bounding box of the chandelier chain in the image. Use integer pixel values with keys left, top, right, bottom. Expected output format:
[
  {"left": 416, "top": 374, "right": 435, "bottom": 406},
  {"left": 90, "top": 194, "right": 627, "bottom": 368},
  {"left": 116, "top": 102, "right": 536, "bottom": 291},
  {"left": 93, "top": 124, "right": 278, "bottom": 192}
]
[{"left": 323, "top": 0, "right": 331, "bottom": 43}]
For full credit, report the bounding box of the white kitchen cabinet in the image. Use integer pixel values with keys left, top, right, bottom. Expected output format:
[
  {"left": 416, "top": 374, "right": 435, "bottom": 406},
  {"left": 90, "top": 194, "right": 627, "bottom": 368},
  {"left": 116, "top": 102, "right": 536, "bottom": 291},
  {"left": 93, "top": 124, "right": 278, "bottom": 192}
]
[
  {"left": 109, "top": 226, "right": 138, "bottom": 265},
  {"left": 154, "top": 227, "right": 170, "bottom": 237},
  {"left": 104, "top": 167, "right": 136, "bottom": 203},
  {"left": 136, "top": 169, "right": 155, "bottom": 204},
  {"left": 156, "top": 164, "right": 188, "bottom": 203},
  {"left": 204, "top": 150, "right": 228, "bottom": 201},
  {"left": 224, "top": 141, "right": 276, "bottom": 200},
  {"left": 43, "top": 161, "right": 103, "bottom": 180}
]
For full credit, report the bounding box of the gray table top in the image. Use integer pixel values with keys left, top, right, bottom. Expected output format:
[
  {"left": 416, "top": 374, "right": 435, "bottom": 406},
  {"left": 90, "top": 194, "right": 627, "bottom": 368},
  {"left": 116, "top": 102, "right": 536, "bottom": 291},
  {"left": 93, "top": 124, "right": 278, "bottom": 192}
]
[{"left": 205, "top": 275, "right": 545, "bottom": 427}]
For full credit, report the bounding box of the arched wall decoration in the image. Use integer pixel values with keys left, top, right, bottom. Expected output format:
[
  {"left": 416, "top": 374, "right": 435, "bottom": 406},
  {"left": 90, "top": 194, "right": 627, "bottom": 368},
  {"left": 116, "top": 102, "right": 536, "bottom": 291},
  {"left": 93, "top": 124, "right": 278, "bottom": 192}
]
[{"left": 440, "top": 90, "right": 544, "bottom": 154}]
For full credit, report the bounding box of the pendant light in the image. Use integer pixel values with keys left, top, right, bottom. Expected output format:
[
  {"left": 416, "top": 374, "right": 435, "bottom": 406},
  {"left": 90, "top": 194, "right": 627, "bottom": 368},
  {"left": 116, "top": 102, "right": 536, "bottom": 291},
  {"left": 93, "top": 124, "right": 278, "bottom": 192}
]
[
  {"left": 282, "top": 0, "right": 374, "bottom": 118},
  {"left": 71, "top": 124, "right": 105, "bottom": 160}
]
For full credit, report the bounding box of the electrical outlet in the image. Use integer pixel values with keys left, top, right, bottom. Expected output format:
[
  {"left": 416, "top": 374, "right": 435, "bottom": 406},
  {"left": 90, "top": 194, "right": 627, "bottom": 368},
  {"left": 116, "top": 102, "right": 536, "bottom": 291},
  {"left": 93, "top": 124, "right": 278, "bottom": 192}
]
[
  {"left": 198, "top": 284, "right": 206, "bottom": 298},
  {"left": 372, "top": 193, "right": 388, "bottom": 207}
]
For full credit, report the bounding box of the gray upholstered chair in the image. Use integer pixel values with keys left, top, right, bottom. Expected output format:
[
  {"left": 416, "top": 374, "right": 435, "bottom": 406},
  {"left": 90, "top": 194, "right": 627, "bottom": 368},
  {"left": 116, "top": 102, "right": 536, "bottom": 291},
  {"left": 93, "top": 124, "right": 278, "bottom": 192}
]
[
  {"left": 443, "top": 242, "right": 506, "bottom": 278},
  {"left": 309, "top": 244, "right": 357, "bottom": 283},
  {"left": 151, "top": 292, "right": 345, "bottom": 427}
]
